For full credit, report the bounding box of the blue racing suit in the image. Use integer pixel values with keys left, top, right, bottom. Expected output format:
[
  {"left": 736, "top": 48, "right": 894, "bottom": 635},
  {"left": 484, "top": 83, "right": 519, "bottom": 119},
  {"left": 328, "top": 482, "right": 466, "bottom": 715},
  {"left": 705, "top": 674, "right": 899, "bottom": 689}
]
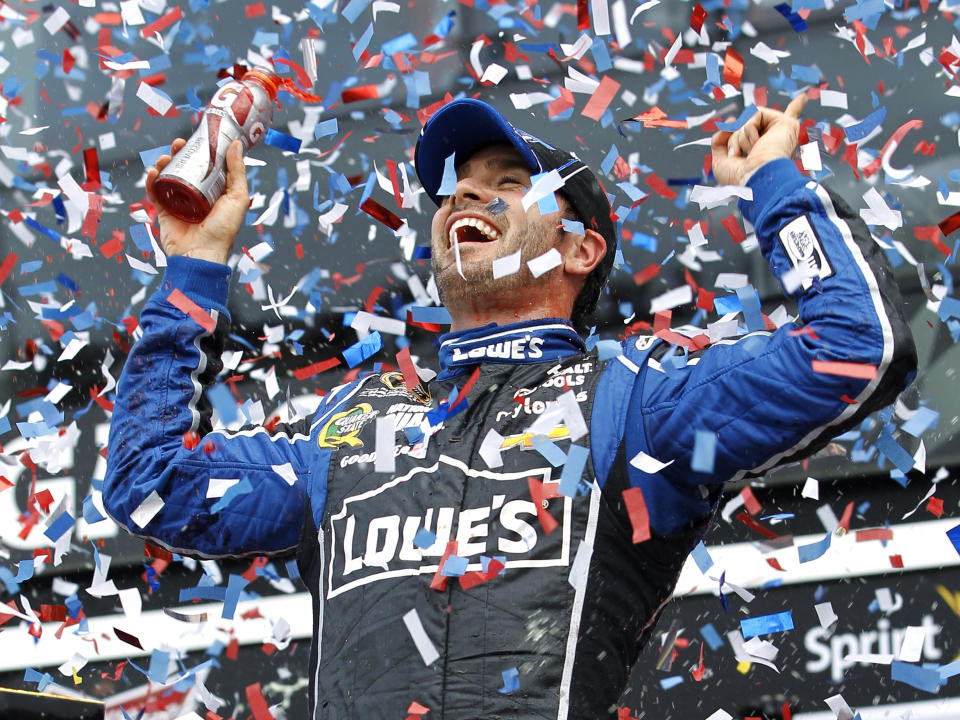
[{"left": 104, "top": 160, "right": 916, "bottom": 718}]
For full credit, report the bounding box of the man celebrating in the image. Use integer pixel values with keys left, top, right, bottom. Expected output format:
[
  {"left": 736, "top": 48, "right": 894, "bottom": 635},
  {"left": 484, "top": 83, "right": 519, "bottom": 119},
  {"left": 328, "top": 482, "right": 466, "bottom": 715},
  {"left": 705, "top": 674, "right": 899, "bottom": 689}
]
[{"left": 104, "top": 95, "right": 915, "bottom": 718}]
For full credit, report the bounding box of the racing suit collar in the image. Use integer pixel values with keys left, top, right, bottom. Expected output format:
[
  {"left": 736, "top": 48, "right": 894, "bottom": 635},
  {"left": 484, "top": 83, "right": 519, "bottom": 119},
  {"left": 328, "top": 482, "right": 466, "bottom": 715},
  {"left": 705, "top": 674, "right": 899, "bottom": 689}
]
[{"left": 436, "top": 318, "right": 586, "bottom": 380}]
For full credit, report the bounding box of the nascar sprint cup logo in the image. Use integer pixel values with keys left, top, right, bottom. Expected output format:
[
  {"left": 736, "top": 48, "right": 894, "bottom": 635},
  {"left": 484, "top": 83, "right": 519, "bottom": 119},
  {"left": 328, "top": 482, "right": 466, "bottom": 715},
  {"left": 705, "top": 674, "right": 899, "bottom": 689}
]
[{"left": 325, "top": 455, "right": 573, "bottom": 598}]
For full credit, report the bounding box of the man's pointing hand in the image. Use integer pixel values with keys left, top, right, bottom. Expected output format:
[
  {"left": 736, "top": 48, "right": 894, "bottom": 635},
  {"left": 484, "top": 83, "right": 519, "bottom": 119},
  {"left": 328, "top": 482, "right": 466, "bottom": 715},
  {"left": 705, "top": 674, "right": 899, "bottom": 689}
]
[{"left": 711, "top": 93, "right": 807, "bottom": 187}]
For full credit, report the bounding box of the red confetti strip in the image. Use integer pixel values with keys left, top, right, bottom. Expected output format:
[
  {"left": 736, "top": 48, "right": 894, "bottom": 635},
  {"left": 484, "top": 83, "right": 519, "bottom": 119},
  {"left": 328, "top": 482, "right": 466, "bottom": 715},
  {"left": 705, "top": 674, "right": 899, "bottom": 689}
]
[
  {"left": 690, "top": 3, "right": 707, "bottom": 33},
  {"left": 855, "top": 528, "right": 892, "bottom": 542},
  {"left": 81, "top": 195, "right": 103, "bottom": 238},
  {"left": 696, "top": 288, "right": 715, "bottom": 311},
  {"left": 927, "top": 496, "right": 944, "bottom": 517},
  {"left": 99, "top": 234, "right": 123, "bottom": 258},
  {"left": 459, "top": 557, "right": 504, "bottom": 590},
  {"left": 633, "top": 263, "right": 660, "bottom": 286},
  {"left": 644, "top": 172, "right": 677, "bottom": 200},
  {"left": 810, "top": 360, "right": 877, "bottom": 380},
  {"left": 837, "top": 501, "right": 853, "bottom": 533},
  {"left": 889, "top": 554, "right": 904, "bottom": 569},
  {"left": 396, "top": 347, "right": 420, "bottom": 395},
  {"left": 938, "top": 210, "right": 960, "bottom": 238},
  {"left": 292, "top": 357, "right": 340, "bottom": 381},
  {"left": 690, "top": 642, "right": 706, "bottom": 681},
  {"left": 735, "top": 511, "right": 779, "bottom": 540},
  {"left": 766, "top": 558, "right": 786, "bottom": 571},
  {"left": 166, "top": 288, "right": 216, "bottom": 333},
  {"left": 450, "top": 367, "right": 480, "bottom": 410},
  {"left": 861, "top": 119, "right": 923, "bottom": 178},
  {"left": 0, "top": 477, "right": 12, "bottom": 493},
  {"left": 386, "top": 158, "right": 402, "bottom": 208},
  {"left": 364, "top": 286, "right": 385, "bottom": 313},
  {"left": 576, "top": 0, "right": 589, "bottom": 31},
  {"left": 622, "top": 487, "right": 651, "bottom": 543},
  {"left": 528, "top": 477, "right": 559, "bottom": 535},
  {"left": 914, "top": 226, "right": 953, "bottom": 257},
  {"left": 720, "top": 214, "right": 746, "bottom": 244},
  {"left": 360, "top": 197, "right": 404, "bottom": 231},
  {"left": 62, "top": 49, "right": 75, "bottom": 74},
  {"left": 245, "top": 683, "right": 276, "bottom": 720},
  {"left": 341, "top": 84, "right": 380, "bottom": 103},
  {"left": 581, "top": 75, "right": 621, "bottom": 121},
  {"left": 429, "top": 540, "right": 458, "bottom": 591},
  {"left": 0, "top": 252, "right": 18, "bottom": 286},
  {"left": 244, "top": 1, "right": 266, "bottom": 17},
  {"left": 140, "top": 5, "right": 183, "bottom": 38},
  {"left": 722, "top": 47, "right": 744, "bottom": 89},
  {"left": 548, "top": 88, "right": 575, "bottom": 118},
  {"left": 83, "top": 147, "right": 101, "bottom": 189},
  {"left": 740, "top": 486, "right": 762, "bottom": 515}
]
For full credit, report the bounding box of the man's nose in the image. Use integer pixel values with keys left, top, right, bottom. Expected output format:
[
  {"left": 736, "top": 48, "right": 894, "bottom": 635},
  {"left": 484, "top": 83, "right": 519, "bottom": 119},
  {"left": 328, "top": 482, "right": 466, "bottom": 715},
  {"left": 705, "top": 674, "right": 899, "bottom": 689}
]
[{"left": 451, "top": 175, "right": 488, "bottom": 205}]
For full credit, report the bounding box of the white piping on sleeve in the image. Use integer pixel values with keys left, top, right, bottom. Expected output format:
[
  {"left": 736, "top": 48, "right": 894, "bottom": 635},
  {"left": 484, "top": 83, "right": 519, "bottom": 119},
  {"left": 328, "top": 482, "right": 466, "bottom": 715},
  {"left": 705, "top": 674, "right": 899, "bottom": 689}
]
[{"left": 731, "top": 184, "right": 896, "bottom": 481}]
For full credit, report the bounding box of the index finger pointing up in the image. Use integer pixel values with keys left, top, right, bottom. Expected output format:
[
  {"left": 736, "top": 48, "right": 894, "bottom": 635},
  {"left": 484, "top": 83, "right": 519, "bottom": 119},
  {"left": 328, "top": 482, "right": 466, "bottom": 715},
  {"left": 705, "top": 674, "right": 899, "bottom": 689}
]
[{"left": 785, "top": 92, "right": 808, "bottom": 119}]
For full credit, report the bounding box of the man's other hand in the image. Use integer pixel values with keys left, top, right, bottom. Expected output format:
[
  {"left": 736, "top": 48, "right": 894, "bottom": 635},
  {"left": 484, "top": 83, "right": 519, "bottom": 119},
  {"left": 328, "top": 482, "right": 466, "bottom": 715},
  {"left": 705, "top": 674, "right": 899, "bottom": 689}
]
[
  {"left": 146, "top": 138, "right": 249, "bottom": 266},
  {"left": 711, "top": 93, "right": 807, "bottom": 187}
]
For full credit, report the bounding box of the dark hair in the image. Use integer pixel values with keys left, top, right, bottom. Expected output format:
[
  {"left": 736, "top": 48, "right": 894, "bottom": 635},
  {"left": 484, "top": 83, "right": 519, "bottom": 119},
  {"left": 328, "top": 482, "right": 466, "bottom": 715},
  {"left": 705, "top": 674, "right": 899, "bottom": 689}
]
[{"left": 560, "top": 193, "right": 616, "bottom": 336}]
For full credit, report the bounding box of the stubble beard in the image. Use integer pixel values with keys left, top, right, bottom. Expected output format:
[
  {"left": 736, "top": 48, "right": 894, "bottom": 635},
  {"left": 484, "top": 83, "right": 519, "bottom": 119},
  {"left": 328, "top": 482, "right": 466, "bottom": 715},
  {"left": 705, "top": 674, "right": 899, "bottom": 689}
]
[{"left": 432, "top": 221, "right": 558, "bottom": 318}]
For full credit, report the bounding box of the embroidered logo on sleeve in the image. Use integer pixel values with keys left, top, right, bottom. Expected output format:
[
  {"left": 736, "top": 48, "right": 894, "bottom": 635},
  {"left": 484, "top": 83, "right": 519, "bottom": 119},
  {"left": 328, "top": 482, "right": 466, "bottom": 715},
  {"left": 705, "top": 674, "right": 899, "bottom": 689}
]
[{"left": 778, "top": 215, "right": 834, "bottom": 291}]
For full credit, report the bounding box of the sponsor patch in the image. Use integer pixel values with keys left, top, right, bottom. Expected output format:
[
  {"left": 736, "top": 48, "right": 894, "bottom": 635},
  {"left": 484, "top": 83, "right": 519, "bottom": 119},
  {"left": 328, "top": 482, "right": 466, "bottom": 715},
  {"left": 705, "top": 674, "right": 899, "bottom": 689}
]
[
  {"left": 325, "top": 455, "right": 572, "bottom": 598},
  {"left": 778, "top": 215, "right": 834, "bottom": 291},
  {"left": 318, "top": 403, "right": 378, "bottom": 448}
]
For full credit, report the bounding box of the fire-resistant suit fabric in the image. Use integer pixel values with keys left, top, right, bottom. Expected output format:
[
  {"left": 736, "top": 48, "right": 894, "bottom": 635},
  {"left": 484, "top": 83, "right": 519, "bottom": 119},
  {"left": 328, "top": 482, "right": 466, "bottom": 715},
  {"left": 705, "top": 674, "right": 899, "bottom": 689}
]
[{"left": 104, "top": 159, "right": 916, "bottom": 718}]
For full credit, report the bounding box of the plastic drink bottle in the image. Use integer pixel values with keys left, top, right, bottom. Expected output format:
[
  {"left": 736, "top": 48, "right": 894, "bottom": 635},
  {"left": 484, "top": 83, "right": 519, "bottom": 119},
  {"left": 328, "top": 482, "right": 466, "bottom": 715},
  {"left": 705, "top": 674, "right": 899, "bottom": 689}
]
[{"left": 153, "top": 67, "right": 279, "bottom": 223}]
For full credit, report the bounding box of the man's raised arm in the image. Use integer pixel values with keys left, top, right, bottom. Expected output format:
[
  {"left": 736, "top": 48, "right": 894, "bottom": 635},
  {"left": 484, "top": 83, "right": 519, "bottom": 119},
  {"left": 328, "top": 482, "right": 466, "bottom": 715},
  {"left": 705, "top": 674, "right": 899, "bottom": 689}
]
[
  {"left": 102, "top": 140, "right": 318, "bottom": 558},
  {"left": 599, "top": 94, "right": 917, "bottom": 534}
]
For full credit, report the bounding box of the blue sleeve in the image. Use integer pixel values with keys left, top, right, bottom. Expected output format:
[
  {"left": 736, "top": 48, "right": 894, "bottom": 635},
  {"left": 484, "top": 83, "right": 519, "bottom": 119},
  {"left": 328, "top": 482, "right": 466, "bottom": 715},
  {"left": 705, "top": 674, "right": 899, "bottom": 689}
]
[
  {"left": 103, "top": 256, "right": 330, "bottom": 558},
  {"left": 594, "top": 160, "right": 916, "bottom": 534}
]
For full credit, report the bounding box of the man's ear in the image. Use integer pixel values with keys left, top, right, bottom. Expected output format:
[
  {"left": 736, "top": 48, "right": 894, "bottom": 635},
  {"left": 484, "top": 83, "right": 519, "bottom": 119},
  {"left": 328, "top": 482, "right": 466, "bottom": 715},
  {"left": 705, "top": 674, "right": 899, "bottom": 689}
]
[{"left": 563, "top": 228, "right": 607, "bottom": 277}]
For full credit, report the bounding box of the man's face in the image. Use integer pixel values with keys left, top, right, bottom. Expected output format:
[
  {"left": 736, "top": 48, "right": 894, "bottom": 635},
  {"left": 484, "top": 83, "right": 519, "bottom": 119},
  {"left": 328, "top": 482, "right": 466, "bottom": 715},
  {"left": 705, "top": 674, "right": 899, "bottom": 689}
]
[{"left": 429, "top": 143, "right": 567, "bottom": 314}]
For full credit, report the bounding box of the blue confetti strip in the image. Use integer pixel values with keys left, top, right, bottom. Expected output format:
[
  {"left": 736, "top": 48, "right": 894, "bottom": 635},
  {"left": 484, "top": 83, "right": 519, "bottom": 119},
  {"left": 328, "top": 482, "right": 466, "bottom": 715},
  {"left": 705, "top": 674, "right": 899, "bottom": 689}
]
[
  {"left": 558, "top": 444, "right": 590, "bottom": 497},
  {"left": 531, "top": 434, "right": 566, "bottom": 467},
  {"left": 498, "top": 667, "right": 519, "bottom": 694},
  {"left": 441, "top": 554, "right": 468, "bottom": 577},
  {"left": 660, "top": 676, "right": 684, "bottom": 690},
  {"left": 700, "top": 623, "right": 724, "bottom": 651},
  {"left": 315, "top": 118, "right": 338, "bottom": 139},
  {"left": 43, "top": 511, "right": 74, "bottom": 542},
  {"left": 222, "top": 573, "right": 249, "bottom": 620},
  {"left": 690, "top": 541, "right": 714, "bottom": 573},
  {"left": 691, "top": 430, "right": 717, "bottom": 473},
  {"left": 343, "top": 331, "right": 383, "bottom": 368},
  {"left": 736, "top": 285, "right": 765, "bottom": 332},
  {"left": 775, "top": 3, "right": 809, "bottom": 32},
  {"left": 147, "top": 650, "right": 170, "bottom": 684},
  {"left": 844, "top": 106, "right": 887, "bottom": 143},
  {"left": 211, "top": 477, "right": 252, "bottom": 514},
  {"left": 561, "top": 218, "right": 585, "bottom": 236},
  {"left": 438, "top": 151, "right": 458, "bottom": 196},
  {"left": 413, "top": 528, "right": 436, "bottom": 549},
  {"left": 715, "top": 105, "right": 757, "bottom": 132},
  {"left": 947, "top": 524, "right": 960, "bottom": 557},
  {"left": 409, "top": 306, "right": 451, "bottom": 324},
  {"left": 264, "top": 128, "right": 302, "bottom": 154},
  {"left": 798, "top": 530, "right": 832, "bottom": 562},
  {"left": 901, "top": 406, "right": 939, "bottom": 437},
  {"left": 740, "top": 610, "right": 794, "bottom": 638},
  {"left": 875, "top": 428, "right": 915, "bottom": 474},
  {"left": 890, "top": 661, "right": 942, "bottom": 693}
]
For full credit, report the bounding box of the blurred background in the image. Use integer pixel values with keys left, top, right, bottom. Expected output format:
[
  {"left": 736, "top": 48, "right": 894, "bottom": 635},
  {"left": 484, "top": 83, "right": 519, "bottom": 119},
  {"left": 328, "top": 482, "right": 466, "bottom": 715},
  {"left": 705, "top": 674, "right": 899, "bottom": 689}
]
[{"left": 0, "top": 0, "right": 958, "bottom": 717}]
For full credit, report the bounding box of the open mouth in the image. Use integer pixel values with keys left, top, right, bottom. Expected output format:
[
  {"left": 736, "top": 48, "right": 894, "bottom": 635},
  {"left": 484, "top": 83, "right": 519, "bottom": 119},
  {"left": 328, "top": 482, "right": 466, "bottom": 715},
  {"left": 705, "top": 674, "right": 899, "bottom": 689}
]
[{"left": 448, "top": 217, "right": 501, "bottom": 248}]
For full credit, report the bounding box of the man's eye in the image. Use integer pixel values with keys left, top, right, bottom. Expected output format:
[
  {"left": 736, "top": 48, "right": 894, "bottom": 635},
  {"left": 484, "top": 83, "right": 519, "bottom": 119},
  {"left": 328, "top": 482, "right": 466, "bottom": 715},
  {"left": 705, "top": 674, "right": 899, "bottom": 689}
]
[{"left": 499, "top": 176, "right": 522, "bottom": 186}]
